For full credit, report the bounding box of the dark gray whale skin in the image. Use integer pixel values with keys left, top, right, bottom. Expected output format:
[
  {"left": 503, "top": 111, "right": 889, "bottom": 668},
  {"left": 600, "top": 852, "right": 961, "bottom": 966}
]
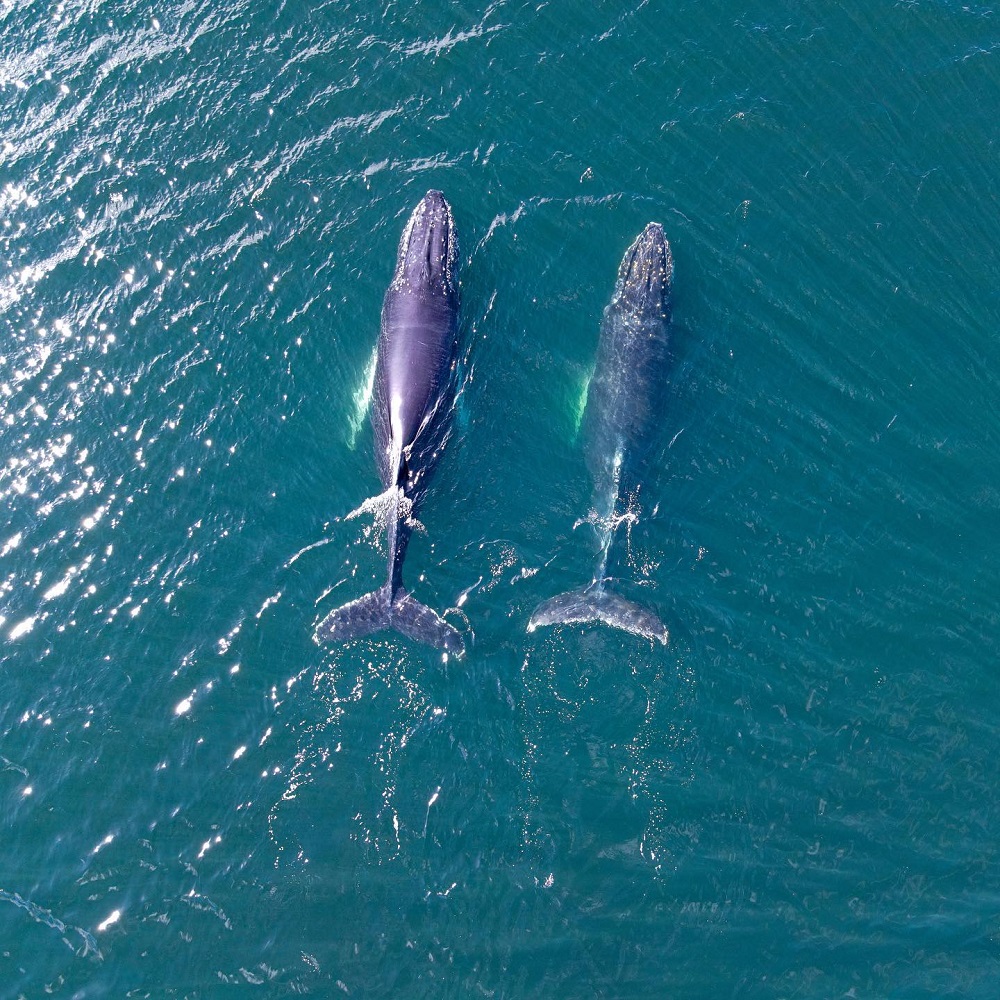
[
  {"left": 315, "top": 191, "right": 464, "bottom": 654},
  {"left": 528, "top": 223, "right": 672, "bottom": 645}
]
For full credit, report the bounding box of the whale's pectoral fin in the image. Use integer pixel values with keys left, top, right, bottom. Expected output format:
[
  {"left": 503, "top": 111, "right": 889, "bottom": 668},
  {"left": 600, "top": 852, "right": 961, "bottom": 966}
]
[
  {"left": 527, "top": 587, "right": 668, "bottom": 645},
  {"left": 315, "top": 584, "right": 464, "bottom": 655}
]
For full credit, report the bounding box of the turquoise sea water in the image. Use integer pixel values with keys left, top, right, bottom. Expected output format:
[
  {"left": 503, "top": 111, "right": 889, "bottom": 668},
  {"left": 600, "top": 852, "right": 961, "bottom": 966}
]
[{"left": 2, "top": 1, "right": 1000, "bottom": 996}]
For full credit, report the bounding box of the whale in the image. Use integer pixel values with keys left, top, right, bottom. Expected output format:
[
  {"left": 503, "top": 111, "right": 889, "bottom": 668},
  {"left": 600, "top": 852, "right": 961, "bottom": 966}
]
[
  {"left": 528, "top": 223, "right": 672, "bottom": 645},
  {"left": 315, "top": 191, "right": 464, "bottom": 654}
]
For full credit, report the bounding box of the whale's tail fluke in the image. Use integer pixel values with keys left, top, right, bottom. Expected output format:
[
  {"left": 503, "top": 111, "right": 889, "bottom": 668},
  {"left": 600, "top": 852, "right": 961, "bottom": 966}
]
[
  {"left": 527, "top": 585, "right": 668, "bottom": 645},
  {"left": 315, "top": 583, "right": 464, "bottom": 654}
]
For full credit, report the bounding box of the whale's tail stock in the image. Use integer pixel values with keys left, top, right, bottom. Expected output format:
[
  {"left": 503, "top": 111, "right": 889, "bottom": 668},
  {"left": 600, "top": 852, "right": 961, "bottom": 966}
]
[
  {"left": 314, "top": 582, "right": 464, "bottom": 654},
  {"left": 527, "top": 583, "right": 668, "bottom": 645}
]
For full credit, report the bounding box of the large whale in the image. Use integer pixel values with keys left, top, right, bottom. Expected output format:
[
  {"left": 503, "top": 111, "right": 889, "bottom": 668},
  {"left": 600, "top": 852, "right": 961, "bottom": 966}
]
[
  {"left": 315, "top": 190, "right": 464, "bottom": 654},
  {"left": 528, "top": 223, "right": 672, "bottom": 645}
]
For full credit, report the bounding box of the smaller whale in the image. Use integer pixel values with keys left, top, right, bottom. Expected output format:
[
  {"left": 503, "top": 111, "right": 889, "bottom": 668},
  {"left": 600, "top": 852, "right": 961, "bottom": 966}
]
[
  {"left": 315, "top": 191, "right": 464, "bottom": 654},
  {"left": 528, "top": 223, "right": 672, "bottom": 645}
]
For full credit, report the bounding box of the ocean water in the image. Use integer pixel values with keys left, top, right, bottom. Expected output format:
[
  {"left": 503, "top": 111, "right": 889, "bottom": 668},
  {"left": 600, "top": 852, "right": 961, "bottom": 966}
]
[{"left": 2, "top": 1, "right": 1000, "bottom": 996}]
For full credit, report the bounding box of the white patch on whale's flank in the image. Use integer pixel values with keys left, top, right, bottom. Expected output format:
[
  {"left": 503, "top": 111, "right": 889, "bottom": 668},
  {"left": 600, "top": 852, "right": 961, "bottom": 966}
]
[
  {"left": 388, "top": 392, "right": 405, "bottom": 476},
  {"left": 347, "top": 345, "right": 379, "bottom": 450},
  {"left": 390, "top": 391, "right": 403, "bottom": 434}
]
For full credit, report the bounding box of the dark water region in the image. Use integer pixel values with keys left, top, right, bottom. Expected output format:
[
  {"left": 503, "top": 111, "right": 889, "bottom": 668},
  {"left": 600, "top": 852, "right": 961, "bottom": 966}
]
[{"left": 2, "top": 0, "right": 1000, "bottom": 996}]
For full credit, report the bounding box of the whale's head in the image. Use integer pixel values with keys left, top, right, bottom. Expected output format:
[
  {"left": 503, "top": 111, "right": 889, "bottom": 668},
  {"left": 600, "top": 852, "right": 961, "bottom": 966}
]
[
  {"left": 392, "top": 190, "right": 459, "bottom": 302},
  {"left": 613, "top": 222, "right": 673, "bottom": 320}
]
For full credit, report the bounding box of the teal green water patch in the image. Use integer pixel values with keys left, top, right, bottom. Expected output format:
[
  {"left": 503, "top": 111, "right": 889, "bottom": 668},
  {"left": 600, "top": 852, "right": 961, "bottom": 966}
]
[
  {"left": 4, "top": 0, "right": 1000, "bottom": 997},
  {"left": 570, "top": 365, "right": 595, "bottom": 442},
  {"left": 346, "top": 345, "right": 379, "bottom": 450}
]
